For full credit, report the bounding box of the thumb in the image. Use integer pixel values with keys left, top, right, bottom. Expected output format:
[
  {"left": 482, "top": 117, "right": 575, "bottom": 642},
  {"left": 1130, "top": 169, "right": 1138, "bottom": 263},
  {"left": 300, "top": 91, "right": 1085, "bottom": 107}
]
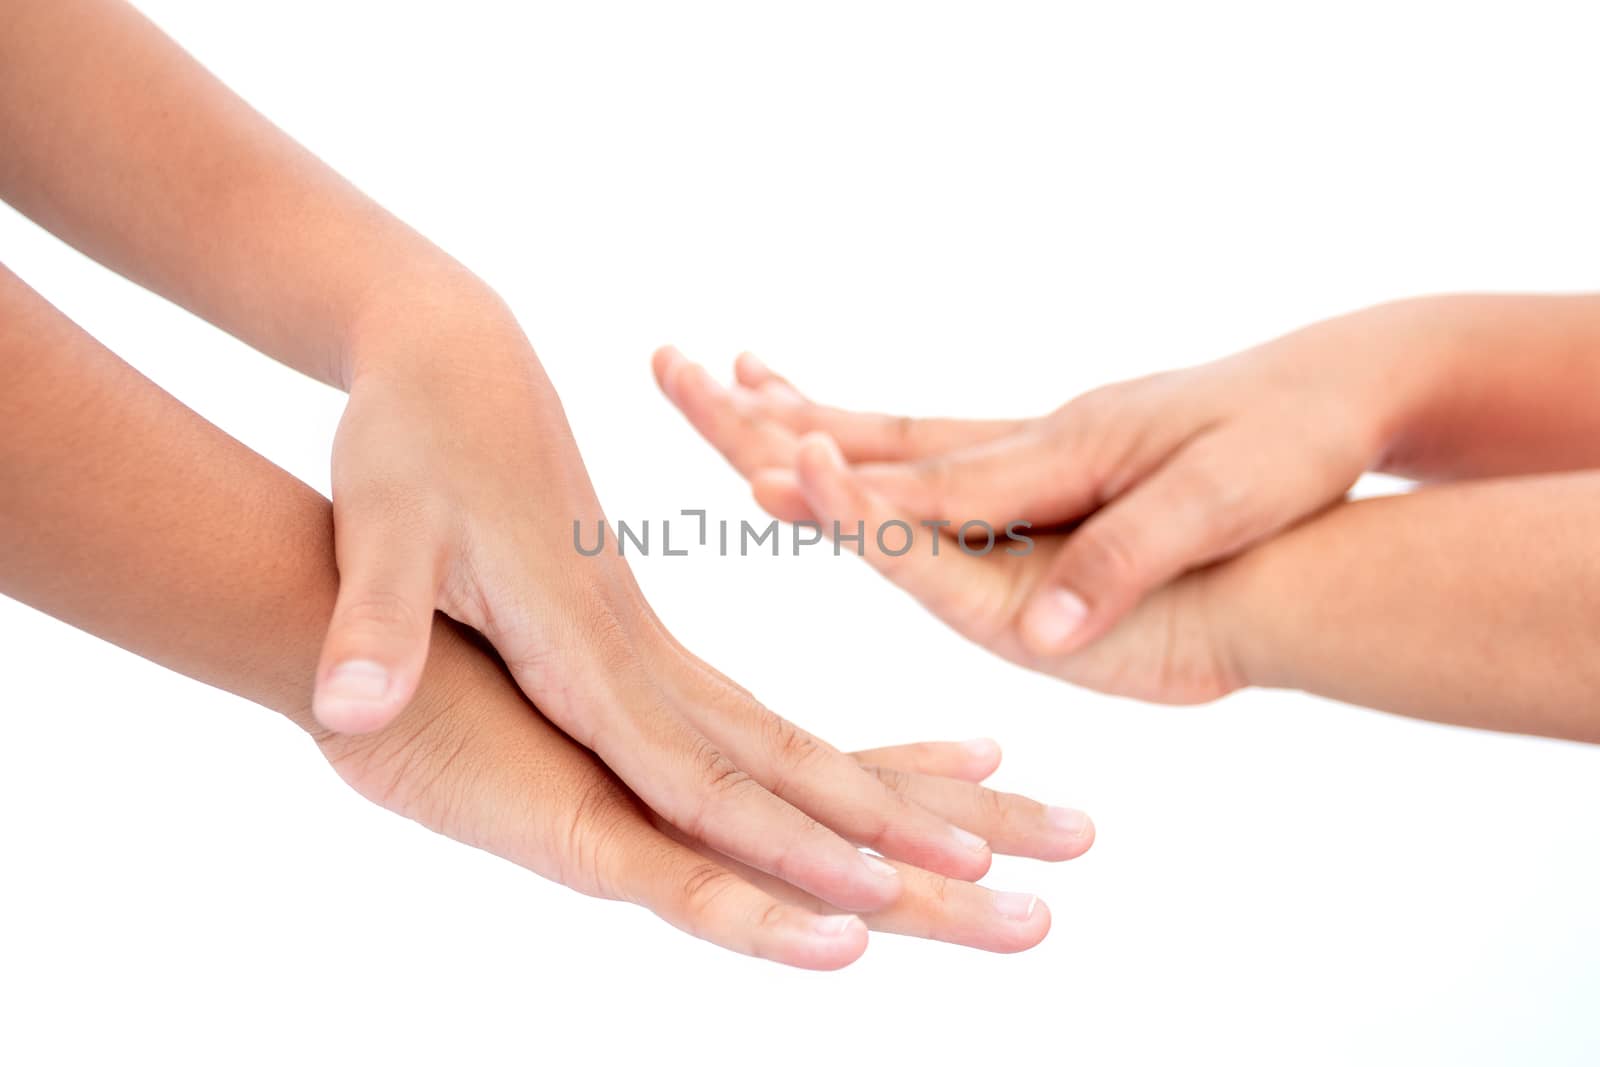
[
  {"left": 313, "top": 512, "right": 443, "bottom": 734},
  {"left": 1017, "top": 449, "right": 1242, "bottom": 659}
]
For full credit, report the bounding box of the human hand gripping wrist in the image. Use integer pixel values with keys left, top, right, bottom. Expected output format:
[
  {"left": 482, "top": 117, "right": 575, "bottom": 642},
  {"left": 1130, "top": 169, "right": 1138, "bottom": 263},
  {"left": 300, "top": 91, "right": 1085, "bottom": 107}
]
[
  {"left": 674, "top": 425, "right": 1248, "bottom": 704},
  {"left": 652, "top": 302, "right": 1447, "bottom": 680},
  {"left": 0, "top": 259, "right": 1091, "bottom": 969},
  {"left": 310, "top": 282, "right": 1079, "bottom": 916}
]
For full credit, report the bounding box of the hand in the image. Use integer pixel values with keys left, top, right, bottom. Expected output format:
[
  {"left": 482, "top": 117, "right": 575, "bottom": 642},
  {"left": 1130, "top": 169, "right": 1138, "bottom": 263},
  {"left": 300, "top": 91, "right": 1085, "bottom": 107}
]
[
  {"left": 788, "top": 431, "right": 1241, "bottom": 703},
  {"left": 312, "top": 281, "right": 1028, "bottom": 914},
  {"left": 317, "top": 618, "right": 1094, "bottom": 969},
  {"left": 653, "top": 307, "right": 1433, "bottom": 662}
]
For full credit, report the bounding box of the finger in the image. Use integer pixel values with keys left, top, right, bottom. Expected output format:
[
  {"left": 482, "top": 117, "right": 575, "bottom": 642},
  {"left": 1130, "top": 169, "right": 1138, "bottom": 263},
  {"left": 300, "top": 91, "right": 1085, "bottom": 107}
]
[
  {"left": 354, "top": 630, "right": 870, "bottom": 971},
  {"left": 733, "top": 350, "right": 791, "bottom": 390},
  {"left": 314, "top": 510, "right": 441, "bottom": 734},
  {"left": 792, "top": 432, "right": 1012, "bottom": 645},
  {"left": 618, "top": 831, "right": 869, "bottom": 970},
  {"left": 848, "top": 738, "right": 1003, "bottom": 781},
  {"left": 848, "top": 420, "right": 1101, "bottom": 525},
  {"left": 750, "top": 468, "right": 813, "bottom": 524},
  {"left": 652, "top": 346, "right": 797, "bottom": 476},
  {"left": 716, "top": 842, "right": 1051, "bottom": 955},
  {"left": 689, "top": 698, "right": 995, "bottom": 882},
  {"left": 1017, "top": 434, "right": 1249, "bottom": 657},
  {"left": 864, "top": 860, "right": 1051, "bottom": 953},
  {"left": 548, "top": 659, "right": 904, "bottom": 914},
  {"left": 858, "top": 763, "right": 1095, "bottom": 861},
  {"left": 733, "top": 352, "right": 1026, "bottom": 462},
  {"left": 392, "top": 668, "right": 876, "bottom": 979}
]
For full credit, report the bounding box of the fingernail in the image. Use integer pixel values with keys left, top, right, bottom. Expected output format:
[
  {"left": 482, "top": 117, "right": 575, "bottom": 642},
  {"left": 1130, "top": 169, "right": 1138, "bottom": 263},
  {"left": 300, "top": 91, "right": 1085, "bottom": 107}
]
[
  {"left": 951, "top": 825, "right": 989, "bottom": 853},
  {"left": 811, "top": 913, "right": 865, "bottom": 938},
  {"left": 321, "top": 660, "right": 390, "bottom": 705},
  {"left": 992, "top": 892, "right": 1038, "bottom": 921},
  {"left": 961, "top": 737, "right": 1000, "bottom": 763},
  {"left": 860, "top": 853, "right": 899, "bottom": 881},
  {"left": 1022, "top": 588, "right": 1089, "bottom": 654},
  {"left": 740, "top": 352, "right": 770, "bottom": 376},
  {"left": 1048, "top": 806, "right": 1092, "bottom": 838}
]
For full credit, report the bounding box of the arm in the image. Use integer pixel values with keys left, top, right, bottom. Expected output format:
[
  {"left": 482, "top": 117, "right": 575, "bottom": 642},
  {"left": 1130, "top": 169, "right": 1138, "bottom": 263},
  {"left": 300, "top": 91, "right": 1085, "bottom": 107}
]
[
  {"left": 0, "top": 263, "right": 1089, "bottom": 965},
  {"left": 0, "top": 0, "right": 472, "bottom": 386},
  {"left": 1215, "top": 471, "right": 1600, "bottom": 743},
  {"left": 654, "top": 292, "right": 1600, "bottom": 664},
  {"left": 676, "top": 424, "right": 1600, "bottom": 744},
  {"left": 1371, "top": 292, "right": 1600, "bottom": 481},
  {"left": 0, "top": 1, "right": 1011, "bottom": 893}
]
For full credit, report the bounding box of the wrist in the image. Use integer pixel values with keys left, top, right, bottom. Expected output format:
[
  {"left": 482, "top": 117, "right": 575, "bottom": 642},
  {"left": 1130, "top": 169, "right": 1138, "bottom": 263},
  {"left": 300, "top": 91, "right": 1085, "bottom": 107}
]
[
  {"left": 336, "top": 259, "right": 518, "bottom": 391},
  {"left": 1199, "top": 538, "right": 1294, "bottom": 696},
  {"left": 1339, "top": 295, "right": 1471, "bottom": 474}
]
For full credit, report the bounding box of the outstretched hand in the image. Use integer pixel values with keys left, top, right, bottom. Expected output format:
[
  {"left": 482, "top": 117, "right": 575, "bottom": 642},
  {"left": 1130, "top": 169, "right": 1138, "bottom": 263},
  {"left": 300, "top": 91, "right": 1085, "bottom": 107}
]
[
  {"left": 319, "top": 617, "right": 1093, "bottom": 969},
  {"left": 651, "top": 344, "right": 1332, "bottom": 703},
  {"left": 311, "top": 290, "right": 1080, "bottom": 916}
]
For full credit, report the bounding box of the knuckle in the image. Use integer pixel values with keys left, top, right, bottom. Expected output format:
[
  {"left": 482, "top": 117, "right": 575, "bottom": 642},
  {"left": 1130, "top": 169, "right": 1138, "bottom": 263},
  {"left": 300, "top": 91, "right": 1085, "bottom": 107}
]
[
  {"left": 559, "top": 774, "right": 635, "bottom": 898},
  {"left": 867, "top": 764, "right": 913, "bottom": 796},
  {"left": 754, "top": 901, "right": 790, "bottom": 934},
  {"left": 705, "top": 759, "right": 752, "bottom": 796},
  {"left": 694, "top": 737, "right": 747, "bottom": 793},
  {"left": 847, "top": 767, "right": 911, "bottom": 849},
  {"left": 977, "top": 785, "right": 1010, "bottom": 825},
  {"left": 677, "top": 861, "right": 742, "bottom": 927},
  {"left": 684, "top": 737, "right": 758, "bottom": 839},
  {"left": 765, "top": 715, "right": 825, "bottom": 770}
]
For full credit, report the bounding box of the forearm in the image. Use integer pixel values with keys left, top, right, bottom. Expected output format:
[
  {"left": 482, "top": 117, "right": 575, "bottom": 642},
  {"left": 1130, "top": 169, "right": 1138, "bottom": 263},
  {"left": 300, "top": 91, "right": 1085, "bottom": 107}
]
[
  {"left": 0, "top": 263, "right": 463, "bottom": 732},
  {"left": 0, "top": 0, "right": 488, "bottom": 387},
  {"left": 1221, "top": 472, "right": 1600, "bottom": 742},
  {"left": 1365, "top": 293, "right": 1600, "bottom": 480}
]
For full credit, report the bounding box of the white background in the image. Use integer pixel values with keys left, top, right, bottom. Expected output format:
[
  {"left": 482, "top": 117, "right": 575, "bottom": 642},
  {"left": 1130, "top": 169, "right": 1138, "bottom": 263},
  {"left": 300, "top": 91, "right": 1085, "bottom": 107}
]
[{"left": 3, "top": 1, "right": 1598, "bottom": 1063}]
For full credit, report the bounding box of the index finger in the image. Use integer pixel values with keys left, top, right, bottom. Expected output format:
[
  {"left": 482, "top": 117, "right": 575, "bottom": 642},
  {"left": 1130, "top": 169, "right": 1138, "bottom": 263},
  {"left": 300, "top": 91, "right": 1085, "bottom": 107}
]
[{"left": 793, "top": 432, "right": 1016, "bottom": 645}]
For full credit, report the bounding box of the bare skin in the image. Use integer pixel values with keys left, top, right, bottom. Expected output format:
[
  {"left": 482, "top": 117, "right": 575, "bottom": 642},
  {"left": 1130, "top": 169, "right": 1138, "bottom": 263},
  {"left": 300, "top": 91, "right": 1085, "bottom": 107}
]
[
  {"left": 0, "top": 0, "right": 1042, "bottom": 910},
  {"left": 0, "top": 264, "right": 1094, "bottom": 969},
  {"left": 654, "top": 295, "right": 1600, "bottom": 743}
]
